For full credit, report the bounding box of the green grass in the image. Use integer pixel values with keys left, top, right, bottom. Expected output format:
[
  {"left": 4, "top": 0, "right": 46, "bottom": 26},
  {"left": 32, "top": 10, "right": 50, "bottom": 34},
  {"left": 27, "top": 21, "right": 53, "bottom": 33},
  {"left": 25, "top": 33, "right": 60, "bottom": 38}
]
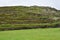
[{"left": 0, "top": 28, "right": 60, "bottom": 40}]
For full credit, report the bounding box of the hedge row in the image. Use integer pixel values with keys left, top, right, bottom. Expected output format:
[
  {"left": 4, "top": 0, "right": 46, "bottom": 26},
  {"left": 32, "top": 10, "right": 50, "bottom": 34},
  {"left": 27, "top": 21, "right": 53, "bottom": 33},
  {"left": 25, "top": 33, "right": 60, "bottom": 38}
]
[{"left": 0, "top": 23, "right": 60, "bottom": 31}]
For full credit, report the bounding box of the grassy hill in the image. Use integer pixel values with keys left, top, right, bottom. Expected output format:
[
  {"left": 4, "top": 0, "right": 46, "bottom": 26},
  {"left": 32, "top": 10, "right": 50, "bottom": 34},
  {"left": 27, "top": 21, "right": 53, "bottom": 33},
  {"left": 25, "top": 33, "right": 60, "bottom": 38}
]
[{"left": 0, "top": 6, "right": 60, "bottom": 30}]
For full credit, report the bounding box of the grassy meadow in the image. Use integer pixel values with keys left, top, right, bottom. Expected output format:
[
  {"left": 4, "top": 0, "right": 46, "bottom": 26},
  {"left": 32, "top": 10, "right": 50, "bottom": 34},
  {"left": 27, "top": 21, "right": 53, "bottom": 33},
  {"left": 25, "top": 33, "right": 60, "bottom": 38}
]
[{"left": 0, "top": 28, "right": 60, "bottom": 40}]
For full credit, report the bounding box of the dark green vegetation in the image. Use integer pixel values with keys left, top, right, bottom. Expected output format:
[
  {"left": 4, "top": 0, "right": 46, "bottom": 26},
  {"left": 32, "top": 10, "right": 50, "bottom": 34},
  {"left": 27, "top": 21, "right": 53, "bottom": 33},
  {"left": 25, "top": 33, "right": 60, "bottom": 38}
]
[
  {"left": 0, "top": 6, "right": 60, "bottom": 30},
  {"left": 0, "top": 28, "right": 60, "bottom": 40}
]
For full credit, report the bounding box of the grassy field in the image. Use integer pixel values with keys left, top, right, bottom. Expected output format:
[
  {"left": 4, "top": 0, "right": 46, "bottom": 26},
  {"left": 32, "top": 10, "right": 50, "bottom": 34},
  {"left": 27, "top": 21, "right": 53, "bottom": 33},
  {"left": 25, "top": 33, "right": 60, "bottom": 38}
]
[{"left": 0, "top": 28, "right": 60, "bottom": 40}]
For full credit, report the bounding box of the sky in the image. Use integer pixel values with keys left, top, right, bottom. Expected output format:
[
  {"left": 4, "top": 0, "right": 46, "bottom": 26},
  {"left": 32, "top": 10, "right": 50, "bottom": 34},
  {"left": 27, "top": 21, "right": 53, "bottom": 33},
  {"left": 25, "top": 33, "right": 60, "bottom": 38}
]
[{"left": 0, "top": 0, "right": 60, "bottom": 10}]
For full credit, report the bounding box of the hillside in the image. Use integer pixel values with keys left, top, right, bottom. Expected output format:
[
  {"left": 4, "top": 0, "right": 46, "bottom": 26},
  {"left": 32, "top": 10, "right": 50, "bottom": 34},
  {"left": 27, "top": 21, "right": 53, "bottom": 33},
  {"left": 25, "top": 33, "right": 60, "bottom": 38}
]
[{"left": 0, "top": 6, "right": 60, "bottom": 30}]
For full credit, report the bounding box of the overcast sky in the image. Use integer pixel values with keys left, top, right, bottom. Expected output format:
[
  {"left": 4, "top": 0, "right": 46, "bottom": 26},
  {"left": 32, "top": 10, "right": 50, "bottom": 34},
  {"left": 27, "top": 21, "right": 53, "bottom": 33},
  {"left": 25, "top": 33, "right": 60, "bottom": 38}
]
[{"left": 0, "top": 0, "right": 60, "bottom": 10}]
